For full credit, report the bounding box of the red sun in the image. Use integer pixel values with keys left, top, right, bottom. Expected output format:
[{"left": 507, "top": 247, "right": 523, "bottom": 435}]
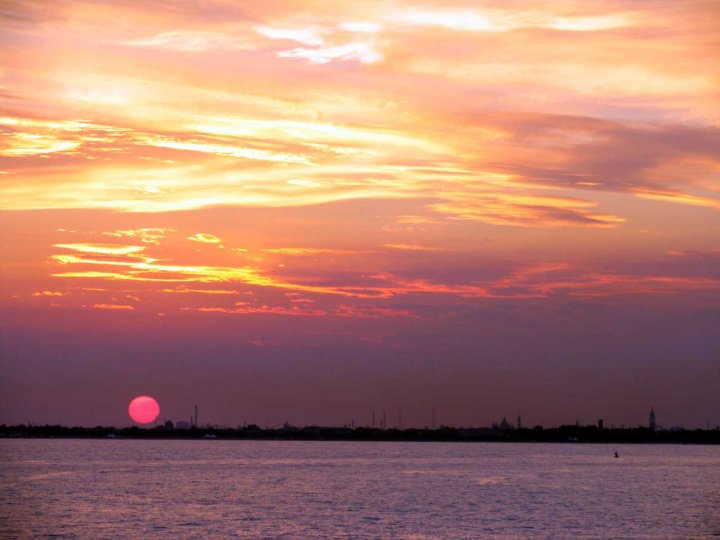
[{"left": 128, "top": 395, "right": 160, "bottom": 424}]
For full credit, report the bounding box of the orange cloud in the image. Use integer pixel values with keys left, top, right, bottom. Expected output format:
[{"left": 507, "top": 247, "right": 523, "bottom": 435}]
[
  {"left": 335, "top": 304, "right": 420, "bottom": 319},
  {"left": 3, "top": 0, "right": 719, "bottom": 324},
  {"left": 429, "top": 192, "right": 625, "bottom": 228},
  {"left": 53, "top": 243, "right": 147, "bottom": 256},
  {"left": 104, "top": 229, "right": 172, "bottom": 244},
  {"left": 260, "top": 247, "right": 362, "bottom": 255},
  {"left": 90, "top": 303, "right": 135, "bottom": 310},
  {"left": 182, "top": 305, "right": 326, "bottom": 317},
  {"left": 381, "top": 244, "right": 445, "bottom": 252},
  {"left": 161, "top": 288, "right": 238, "bottom": 295},
  {"left": 633, "top": 189, "right": 720, "bottom": 209},
  {"left": 187, "top": 233, "right": 223, "bottom": 244}
]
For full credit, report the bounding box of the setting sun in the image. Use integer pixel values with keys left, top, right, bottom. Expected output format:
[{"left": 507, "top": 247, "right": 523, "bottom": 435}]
[{"left": 128, "top": 396, "right": 160, "bottom": 424}]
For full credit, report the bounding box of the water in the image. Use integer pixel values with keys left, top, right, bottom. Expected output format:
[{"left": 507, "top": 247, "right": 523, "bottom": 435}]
[{"left": 1, "top": 439, "right": 718, "bottom": 539}]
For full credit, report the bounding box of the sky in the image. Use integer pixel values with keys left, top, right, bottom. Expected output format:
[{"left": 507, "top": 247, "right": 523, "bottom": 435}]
[{"left": 1, "top": 0, "right": 719, "bottom": 429}]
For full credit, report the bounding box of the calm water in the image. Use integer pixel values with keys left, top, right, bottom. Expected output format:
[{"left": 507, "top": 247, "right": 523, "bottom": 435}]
[{"left": 1, "top": 439, "right": 718, "bottom": 539}]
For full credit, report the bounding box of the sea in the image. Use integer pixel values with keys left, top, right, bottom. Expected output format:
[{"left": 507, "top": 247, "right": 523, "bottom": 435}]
[{"left": 1, "top": 439, "right": 718, "bottom": 539}]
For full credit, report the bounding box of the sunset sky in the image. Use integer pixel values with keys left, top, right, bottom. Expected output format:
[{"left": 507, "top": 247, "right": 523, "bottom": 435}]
[{"left": 1, "top": 0, "right": 718, "bottom": 429}]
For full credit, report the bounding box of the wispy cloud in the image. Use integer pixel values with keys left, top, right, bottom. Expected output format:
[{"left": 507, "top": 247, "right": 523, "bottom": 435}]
[
  {"left": 32, "top": 291, "right": 65, "bottom": 297},
  {"left": 125, "top": 30, "right": 255, "bottom": 52},
  {"left": 187, "top": 233, "right": 223, "bottom": 244},
  {"left": 182, "top": 304, "right": 326, "bottom": 317},
  {"left": 90, "top": 303, "right": 135, "bottom": 310},
  {"left": 53, "top": 243, "right": 147, "bottom": 256},
  {"left": 104, "top": 229, "right": 172, "bottom": 244},
  {"left": 394, "top": 8, "right": 632, "bottom": 33},
  {"left": 381, "top": 244, "right": 446, "bottom": 252}
]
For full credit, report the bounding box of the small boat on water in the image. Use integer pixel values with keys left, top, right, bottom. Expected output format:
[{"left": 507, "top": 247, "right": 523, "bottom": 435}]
[{"left": 203, "top": 433, "right": 217, "bottom": 439}]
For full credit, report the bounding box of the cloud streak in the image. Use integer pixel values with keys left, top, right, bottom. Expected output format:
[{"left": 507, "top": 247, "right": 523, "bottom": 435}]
[
  {"left": 33, "top": 230, "right": 719, "bottom": 319},
  {"left": 0, "top": 1, "right": 717, "bottom": 226}
]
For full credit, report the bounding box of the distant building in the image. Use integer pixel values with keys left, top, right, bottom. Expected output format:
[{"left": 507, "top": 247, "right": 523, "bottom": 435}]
[
  {"left": 598, "top": 419, "right": 604, "bottom": 430},
  {"left": 499, "top": 417, "right": 513, "bottom": 430},
  {"left": 649, "top": 408, "right": 656, "bottom": 431},
  {"left": 163, "top": 420, "right": 174, "bottom": 429},
  {"left": 175, "top": 420, "right": 191, "bottom": 430}
]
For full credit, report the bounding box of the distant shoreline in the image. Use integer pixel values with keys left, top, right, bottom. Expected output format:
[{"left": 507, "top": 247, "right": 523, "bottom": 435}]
[{"left": 2, "top": 424, "right": 719, "bottom": 445}]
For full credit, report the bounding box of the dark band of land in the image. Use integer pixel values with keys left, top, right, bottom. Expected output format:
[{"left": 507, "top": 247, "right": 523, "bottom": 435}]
[{"left": 2, "top": 424, "right": 719, "bottom": 444}]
